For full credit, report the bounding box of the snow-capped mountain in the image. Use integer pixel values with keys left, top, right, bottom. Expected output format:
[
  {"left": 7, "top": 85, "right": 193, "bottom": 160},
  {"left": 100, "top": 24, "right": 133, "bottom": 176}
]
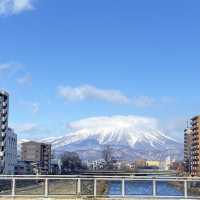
[{"left": 41, "top": 115, "right": 183, "bottom": 161}]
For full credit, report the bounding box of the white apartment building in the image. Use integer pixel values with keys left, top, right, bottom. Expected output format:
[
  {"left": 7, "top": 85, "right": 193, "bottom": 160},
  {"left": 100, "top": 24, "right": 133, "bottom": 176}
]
[
  {"left": 3, "top": 128, "right": 17, "bottom": 175},
  {"left": 85, "top": 159, "right": 106, "bottom": 170}
]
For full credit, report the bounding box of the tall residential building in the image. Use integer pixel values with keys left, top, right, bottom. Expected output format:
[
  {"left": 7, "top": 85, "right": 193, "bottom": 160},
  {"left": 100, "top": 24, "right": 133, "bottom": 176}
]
[
  {"left": 184, "top": 127, "right": 192, "bottom": 173},
  {"left": 21, "top": 141, "right": 51, "bottom": 175},
  {"left": 0, "top": 91, "right": 9, "bottom": 173},
  {"left": 4, "top": 128, "right": 17, "bottom": 174},
  {"left": 191, "top": 115, "right": 200, "bottom": 176},
  {"left": 0, "top": 91, "right": 17, "bottom": 174}
]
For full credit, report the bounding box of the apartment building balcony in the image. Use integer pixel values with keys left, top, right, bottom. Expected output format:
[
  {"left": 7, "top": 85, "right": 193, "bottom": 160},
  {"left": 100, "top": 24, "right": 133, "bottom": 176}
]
[
  {"left": 191, "top": 145, "right": 199, "bottom": 150},
  {"left": 192, "top": 142, "right": 199, "bottom": 146},
  {"left": 192, "top": 138, "right": 199, "bottom": 143},
  {"left": 0, "top": 151, "right": 4, "bottom": 157},
  {"left": 191, "top": 157, "right": 199, "bottom": 161},
  {"left": 191, "top": 164, "right": 199, "bottom": 168},
  {"left": 1, "top": 124, "right": 6, "bottom": 130},
  {"left": 2, "top": 101, "right": 7, "bottom": 107},
  {"left": 191, "top": 116, "right": 199, "bottom": 124},
  {"left": 1, "top": 132, "right": 6, "bottom": 139},
  {"left": 1, "top": 109, "right": 8, "bottom": 115},
  {"left": 1, "top": 116, "right": 8, "bottom": 122},
  {"left": 191, "top": 122, "right": 198, "bottom": 128},
  {"left": 192, "top": 153, "right": 199, "bottom": 157},
  {"left": 192, "top": 133, "right": 200, "bottom": 138},
  {"left": 0, "top": 141, "right": 5, "bottom": 147},
  {"left": 192, "top": 126, "right": 199, "bottom": 131},
  {"left": 192, "top": 131, "right": 199, "bottom": 137}
]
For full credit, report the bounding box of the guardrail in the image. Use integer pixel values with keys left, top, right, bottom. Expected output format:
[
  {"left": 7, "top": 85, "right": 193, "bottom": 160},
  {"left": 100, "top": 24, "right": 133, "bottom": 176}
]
[{"left": 0, "top": 175, "right": 199, "bottom": 199}]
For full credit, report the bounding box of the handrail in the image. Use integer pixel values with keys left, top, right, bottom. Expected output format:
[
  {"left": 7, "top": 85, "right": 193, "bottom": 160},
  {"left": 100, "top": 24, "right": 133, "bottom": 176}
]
[
  {"left": 0, "top": 175, "right": 199, "bottom": 178},
  {"left": 0, "top": 175, "right": 199, "bottom": 199}
]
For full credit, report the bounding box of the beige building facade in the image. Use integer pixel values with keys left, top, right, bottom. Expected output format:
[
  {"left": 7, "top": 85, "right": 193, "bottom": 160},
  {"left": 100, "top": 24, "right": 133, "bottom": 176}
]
[{"left": 21, "top": 141, "right": 51, "bottom": 175}]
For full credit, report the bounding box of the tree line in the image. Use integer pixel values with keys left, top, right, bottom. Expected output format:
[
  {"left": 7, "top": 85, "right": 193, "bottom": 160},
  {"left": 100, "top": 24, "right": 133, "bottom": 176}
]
[{"left": 60, "top": 145, "right": 116, "bottom": 174}]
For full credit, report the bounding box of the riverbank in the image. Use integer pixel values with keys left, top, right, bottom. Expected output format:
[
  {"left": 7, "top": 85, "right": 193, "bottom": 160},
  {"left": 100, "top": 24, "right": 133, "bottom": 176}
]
[{"left": 168, "top": 180, "right": 200, "bottom": 196}]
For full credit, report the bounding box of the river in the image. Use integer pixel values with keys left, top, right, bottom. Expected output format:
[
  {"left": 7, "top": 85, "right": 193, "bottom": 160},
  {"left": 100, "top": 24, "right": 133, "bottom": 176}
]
[{"left": 108, "top": 181, "right": 184, "bottom": 196}]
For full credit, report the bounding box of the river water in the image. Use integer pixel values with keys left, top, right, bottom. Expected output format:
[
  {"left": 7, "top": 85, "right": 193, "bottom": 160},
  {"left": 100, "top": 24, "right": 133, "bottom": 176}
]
[{"left": 108, "top": 181, "right": 184, "bottom": 196}]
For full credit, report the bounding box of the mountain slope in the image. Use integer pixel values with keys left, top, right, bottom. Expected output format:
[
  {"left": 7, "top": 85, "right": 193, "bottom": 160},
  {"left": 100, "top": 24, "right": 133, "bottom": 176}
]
[{"left": 41, "top": 115, "right": 182, "bottom": 160}]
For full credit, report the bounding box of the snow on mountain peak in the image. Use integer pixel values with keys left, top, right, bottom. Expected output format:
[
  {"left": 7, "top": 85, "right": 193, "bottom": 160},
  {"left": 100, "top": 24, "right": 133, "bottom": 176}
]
[{"left": 48, "top": 115, "right": 178, "bottom": 150}]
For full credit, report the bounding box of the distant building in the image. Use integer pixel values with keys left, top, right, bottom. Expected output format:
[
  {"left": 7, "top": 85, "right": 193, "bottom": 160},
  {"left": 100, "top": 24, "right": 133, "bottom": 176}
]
[
  {"left": 184, "top": 127, "right": 192, "bottom": 173},
  {"left": 191, "top": 116, "right": 200, "bottom": 176},
  {"left": 160, "top": 156, "right": 171, "bottom": 171},
  {"left": 113, "top": 160, "right": 124, "bottom": 170},
  {"left": 134, "top": 159, "right": 147, "bottom": 169},
  {"left": 117, "top": 160, "right": 132, "bottom": 171},
  {"left": 50, "top": 159, "right": 61, "bottom": 175},
  {"left": 170, "top": 161, "right": 185, "bottom": 174},
  {"left": 146, "top": 160, "right": 160, "bottom": 168},
  {"left": 0, "top": 90, "right": 9, "bottom": 173},
  {"left": 85, "top": 159, "right": 106, "bottom": 170},
  {"left": 21, "top": 141, "right": 51, "bottom": 175},
  {"left": 15, "top": 160, "right": 33, "bottom": 175}
]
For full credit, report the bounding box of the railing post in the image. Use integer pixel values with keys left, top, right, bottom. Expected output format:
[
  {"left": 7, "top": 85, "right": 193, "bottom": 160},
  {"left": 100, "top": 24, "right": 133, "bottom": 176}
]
[
  {"left": 184, "top": 180, "right": 188, "bottom": 198},
  {"left": 12, "top": 178, "right": 15, "bottom": 197},
  {"left": 45, "top": 178, "right": 48, "bottom": 198},
  {"left": 77, "top": 178, "right": 81, "bottom": 196},
  {"left": 122, "top": 178, "right": 125, "bottom": 197},
  {"left": 94, "top": 178, "right": 97, "bottom": 197},
  {"left": 153, "top": 179, "right": 156, "bottom": 197}
]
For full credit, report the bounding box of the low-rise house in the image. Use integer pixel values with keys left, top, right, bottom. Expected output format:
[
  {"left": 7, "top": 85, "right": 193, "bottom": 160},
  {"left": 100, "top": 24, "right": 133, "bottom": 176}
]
[{"left": 15, "top": 160, "right": 33, "bottom": 175}]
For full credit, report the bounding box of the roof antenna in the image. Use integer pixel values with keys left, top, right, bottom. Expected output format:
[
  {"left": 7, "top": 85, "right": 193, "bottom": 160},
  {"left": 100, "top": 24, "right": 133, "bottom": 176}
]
[{"left": 187, "top": 120, "right": 189, "bottom": 128}]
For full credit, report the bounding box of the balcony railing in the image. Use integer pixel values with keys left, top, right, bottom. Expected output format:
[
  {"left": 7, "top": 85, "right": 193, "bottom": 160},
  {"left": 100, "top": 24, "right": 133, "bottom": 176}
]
[{"left": 0, "top": 175, "right": 199, "bottom": 199}]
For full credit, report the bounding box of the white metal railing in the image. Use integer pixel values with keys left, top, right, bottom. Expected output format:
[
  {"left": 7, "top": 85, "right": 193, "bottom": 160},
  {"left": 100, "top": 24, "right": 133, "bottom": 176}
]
[{"left": 0, "top": 175, "right": 199, "bottom": 199}]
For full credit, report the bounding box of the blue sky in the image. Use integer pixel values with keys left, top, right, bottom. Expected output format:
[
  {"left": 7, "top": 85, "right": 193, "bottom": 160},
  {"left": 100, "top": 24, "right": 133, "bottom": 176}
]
[{"left": 0, "top": 0, "right": 200, "bottom": 140}]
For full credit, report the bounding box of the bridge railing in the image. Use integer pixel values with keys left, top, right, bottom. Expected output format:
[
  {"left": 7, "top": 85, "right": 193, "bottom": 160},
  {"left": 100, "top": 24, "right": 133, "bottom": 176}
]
[{"left": 0, "top": 175, "right": 199, "bottom": 199}]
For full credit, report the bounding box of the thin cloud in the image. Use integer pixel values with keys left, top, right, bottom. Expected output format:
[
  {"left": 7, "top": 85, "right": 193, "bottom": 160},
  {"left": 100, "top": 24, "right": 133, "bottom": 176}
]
[
  {"left": 0, "top": 0, "right": 34, "bottom": 16},
  {"left": 58, "top": 85, "right": 174, "bottom": 108},
  {"left": 0, "top": 62, "right": 24, "bottom": 87},
  {"left": 0, "top": 61, "right": 33, "bottom": 86},
  {"left": 0, "top": 63, "right": 13, "bottom": 71},
  {"left": 13, "top": 122, "right": 38, "bottom": 133},
  {"left": 0, "top": 62, "right": 22, "bottom": 76},
  {"left": 17, "top": 73, "right": 32, "bottom": 85},
  {"left": 13, "top": 123, "right": 55, "bottom": 140},
  {"left": 58, "top": 85, "right": 130, "bottom": 104},
  {"left": 162, "top": 117, "right": 187, "bottom": 137}
]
